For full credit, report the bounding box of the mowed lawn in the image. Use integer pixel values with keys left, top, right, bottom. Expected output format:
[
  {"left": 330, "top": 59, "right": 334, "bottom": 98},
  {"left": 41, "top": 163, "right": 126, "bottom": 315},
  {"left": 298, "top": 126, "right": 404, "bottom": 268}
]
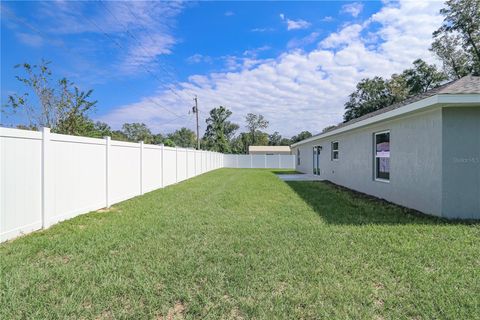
[{"left": 1, "top": 169, "right": 479, "bottom": 319}]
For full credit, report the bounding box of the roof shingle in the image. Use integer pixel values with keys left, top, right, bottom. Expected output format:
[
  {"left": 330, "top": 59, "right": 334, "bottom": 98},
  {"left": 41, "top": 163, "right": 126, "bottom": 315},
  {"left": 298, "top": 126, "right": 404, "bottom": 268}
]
[{"left": 320, "top": 75, "right": 480, "bottom": 134}]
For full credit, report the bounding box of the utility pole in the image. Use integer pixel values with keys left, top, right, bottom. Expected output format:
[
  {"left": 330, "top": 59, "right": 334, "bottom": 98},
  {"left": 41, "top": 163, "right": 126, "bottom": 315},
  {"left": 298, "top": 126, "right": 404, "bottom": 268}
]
[{"left": 193, "top": 95, "right": 200, "bottom": 150}]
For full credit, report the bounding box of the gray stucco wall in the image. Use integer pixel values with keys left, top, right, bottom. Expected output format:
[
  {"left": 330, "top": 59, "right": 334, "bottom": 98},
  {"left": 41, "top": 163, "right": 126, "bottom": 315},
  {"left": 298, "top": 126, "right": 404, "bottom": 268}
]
[
  {"left": 292, "top": 108, "right": 444, "bottom": 216},
  {"left": 442, "top": 107, "right": 480, "bottom": 219}
]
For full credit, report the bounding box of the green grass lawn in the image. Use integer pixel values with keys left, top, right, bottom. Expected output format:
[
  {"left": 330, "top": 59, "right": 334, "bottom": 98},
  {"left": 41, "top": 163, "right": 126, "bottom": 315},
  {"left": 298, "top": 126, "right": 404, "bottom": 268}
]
[{"left": 1, "top": 169, "right": 479, "bottom": 319}]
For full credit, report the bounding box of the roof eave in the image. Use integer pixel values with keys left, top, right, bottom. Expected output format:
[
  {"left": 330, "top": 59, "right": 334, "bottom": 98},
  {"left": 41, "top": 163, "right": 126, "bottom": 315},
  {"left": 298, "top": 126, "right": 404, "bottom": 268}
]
[{"left": 291, "top": 93, "right": 480, "bottom": 148}]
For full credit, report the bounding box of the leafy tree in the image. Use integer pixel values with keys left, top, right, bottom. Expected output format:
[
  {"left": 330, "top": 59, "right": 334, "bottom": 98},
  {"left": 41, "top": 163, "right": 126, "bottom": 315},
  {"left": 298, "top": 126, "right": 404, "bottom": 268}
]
[
  {"left": 291, "top": 131, "right": 313, "bottom": 143},
  {"left": 431, "top": 32, "right": 472, "bottom": 78},
  {"left": 279, "top": 138, "right": 292, "bottom": 146},
  {"left": 401, "top": 59, "right": 447, "bottom": 94},
  {"left": 15, "top": 124, "right": 38, "bottom": 131},
  {"left": 387, "top": 73, "right": 410, "bottom": 102},
  {"left": 163, "top": 138, "right": 176, "bottom": 147},
  {"left": 432, "top": 0, "right": 480, "bottom": 77},
  {"left": 152, "top": 133, "right": 165, "bottom": 145},
  {"left": 343, "top": 60, "right": 447, "bottom": 122},
  {"left": 268, "top": 131, "right": 283, "bottom": 146},
  {"left": 343, "top": 76, "right": 396, "bottom": 122},
  {"left": 253, "top": 131, "right": 269, "bottom": 146},
  {"left": 230, "top": 132, "right": 250, "bottom": 154},
  {"left": 111, "top": 130, "right": 129, "bottom": 141},
  {"left": 91, "top": 121, "right": 112, "bottom": 138},
  {"left": 121, "top": 123, "right": 153, "bottom": 143},
  {"left": 167, "top": 127, "right": 196, "bottom": 148},
  {"left": 204, "top": 106, "right": 239, "bottom": 152},
  {"left": 269, "top": 131, "right": 293, "bottom": 146},
  {"left": 55, "top": 84, "right": 98, "bottom": 136},
  {"left": 245, "top": 113, "right": 269, "bottom": 145},
  {"left": 4, "top": 60, "right": 98, "bottom": 135}
]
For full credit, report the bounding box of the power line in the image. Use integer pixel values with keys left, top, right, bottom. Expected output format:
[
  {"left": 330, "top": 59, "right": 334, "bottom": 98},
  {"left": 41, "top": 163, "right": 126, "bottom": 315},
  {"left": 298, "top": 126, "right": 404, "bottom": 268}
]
[
  {"left": 78, "top": 5, "right": 189, "bottom": 121},
  {"left": 122, "top": 3, "right": 178, "bottom": 80},
  {"left": 97, "top": 0, "right": 192, "bottom": 107}
]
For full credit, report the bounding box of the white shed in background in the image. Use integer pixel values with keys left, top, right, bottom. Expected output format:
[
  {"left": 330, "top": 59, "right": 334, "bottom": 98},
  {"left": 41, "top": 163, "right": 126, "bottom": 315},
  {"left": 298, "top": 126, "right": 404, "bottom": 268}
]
[{"left": 248, "top": 145, "right": 291, "bottom": 155}]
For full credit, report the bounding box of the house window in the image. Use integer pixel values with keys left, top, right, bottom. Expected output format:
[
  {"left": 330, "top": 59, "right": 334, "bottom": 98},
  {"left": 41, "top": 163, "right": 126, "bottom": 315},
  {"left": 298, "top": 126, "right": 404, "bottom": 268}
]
[
  {"left": 374, "top": 131, "right": 390, "bottom": 181},
  {"left": 297, "top": 149, "right": 300, "bottom": 165},
  {"left": 331, "top": 141, "right": 339, "bottom": 160}
]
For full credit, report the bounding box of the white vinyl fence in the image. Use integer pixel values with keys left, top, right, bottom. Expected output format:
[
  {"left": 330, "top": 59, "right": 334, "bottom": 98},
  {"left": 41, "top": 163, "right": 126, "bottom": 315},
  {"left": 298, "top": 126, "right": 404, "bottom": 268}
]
[
  {"left": 0, "top": 127, "right": 223, "bottom": 242},
  {"left": 223, "top": 154, "right": 296, "bottom": 169},
  {"left": 1, "top": 127, "right": 296, "bottom": 242}
]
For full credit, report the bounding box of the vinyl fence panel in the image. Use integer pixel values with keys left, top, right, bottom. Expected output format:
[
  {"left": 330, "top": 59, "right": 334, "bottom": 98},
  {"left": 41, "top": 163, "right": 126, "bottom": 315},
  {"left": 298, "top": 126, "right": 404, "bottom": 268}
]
[
  {"left": 162, "top": 147, "right": 177, "bottom": 187},
  {"left": 187, "top": 150, "right": 195, "bottom": 179},
  {"left": 0, "top": 128, "right": 43, "bottom": 241},
  {"left": 251, "top": 155, "right": 265, "bottom": 168},
  {"left": 142, "top": 145, "right": 162, "bottom": 193},
  {"left": 109, "top": 141, "right": 141, "bottom": 205},
  {"left": 266, "top": 155, "right": 280, "bottom": 169},
  {"left": 176, "top": 149, "right": 187, "bottom": 182},
  {"left": 1, "top": 127, "right": 227, "bottom": 242},
  {"left": 48, "top": 133, "right": 107, "bottom": 227},
  {"left": 1, "top": 126, "right": 295, "bottom": 242},
  {"left": 222, "top": 154, "right": 295, "bottom": 169}
]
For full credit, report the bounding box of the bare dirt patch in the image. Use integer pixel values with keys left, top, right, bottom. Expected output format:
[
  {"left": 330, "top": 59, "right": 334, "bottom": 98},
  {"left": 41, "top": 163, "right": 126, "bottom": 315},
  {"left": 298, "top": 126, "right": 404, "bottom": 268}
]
[
  {"left": 156, "top": 301, "right": 186, "bottom": 320},
  {"left": 96, "top": 207, "right": 119, "bottom": 213}
]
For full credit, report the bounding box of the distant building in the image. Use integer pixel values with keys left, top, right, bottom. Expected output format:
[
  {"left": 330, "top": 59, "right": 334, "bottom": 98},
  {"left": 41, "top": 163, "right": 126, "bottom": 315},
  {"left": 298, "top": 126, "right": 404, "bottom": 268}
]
[{"left": 248, "top": 146, "right": 291, "bottom": 155}]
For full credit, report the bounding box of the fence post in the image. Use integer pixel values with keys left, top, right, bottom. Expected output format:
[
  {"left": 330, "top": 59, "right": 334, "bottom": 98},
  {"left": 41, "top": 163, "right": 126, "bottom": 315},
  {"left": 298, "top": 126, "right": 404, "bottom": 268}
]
[
  {"left": 160, "top": 144, "right": 164, "bottom": 188},
  {"left": 175, "top": 147, "right": 178, "bottom": 183},
  {"left": 278, "top": 154, "right": 281, "bottom": 169},
  {"left": 139, "top": 141, "right": 144, "bottom": 195},
  {"left": 41, "top": 127, "right": 50, "bottom": 228},
  {"left": 105, "top": 136, "right": 111, "bottom": 208},
  {"left": 264, "top": 154, "right": 267, "bottom": 168},
  {"left": 186, "top": 149, "right": 189, "bottom": 178},
  {"left": 250, "top": 154, "right": 253, "bottom": 168}
]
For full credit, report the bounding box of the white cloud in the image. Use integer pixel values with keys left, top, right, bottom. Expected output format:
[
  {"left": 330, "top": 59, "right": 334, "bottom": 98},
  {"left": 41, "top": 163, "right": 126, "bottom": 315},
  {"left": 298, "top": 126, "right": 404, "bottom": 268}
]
[
  {"left": 287, "top": 32, "right": 320, "bottom": 49},
  {"left": 99, "top": 1, "right": 444, "bottom": 136},
  {"left": 15, "top": 32, "right": 44, "bottom": 47},
  {"left": 186, "top": 54, "right": 212, "bottom": 64},
  {"left": 321, "top": 16, "right": 335, "bottom": 22},
  {"left": 320, "top": 24, "right": 364, "bottom": 48},
  {"left": 341, "top": 2, "right": 364, "bottom": 17},
  {"left": 224, "top": 11, "right": 234, "bottom": 16},
  {"left": 286, "top": 19, "right": 311, "bottom": 31},
  {"left": 251, "top": 27, "right": 275, "bottom": 32},
  {"left": 280, "top": 13, "right": 311, "bottom": 31},
  {"left": 243, "top": 46, "right": 271, "bottom": 57},
  {"left": 19, "top": 1, "right": 185, "bottom": 75}
]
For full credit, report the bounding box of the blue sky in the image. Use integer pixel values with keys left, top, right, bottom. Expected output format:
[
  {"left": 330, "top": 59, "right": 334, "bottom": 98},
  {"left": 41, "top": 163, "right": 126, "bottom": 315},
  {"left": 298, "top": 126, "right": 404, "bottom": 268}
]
[{"left": 1, "top": 1, "right": 444, "bottom": 136}]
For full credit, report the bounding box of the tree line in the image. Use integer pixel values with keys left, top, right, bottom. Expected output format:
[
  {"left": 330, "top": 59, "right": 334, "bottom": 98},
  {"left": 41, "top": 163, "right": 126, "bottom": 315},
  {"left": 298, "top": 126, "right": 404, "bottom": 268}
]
[{"left": 343, "top": 0, "right": 479, "bottom": 122}]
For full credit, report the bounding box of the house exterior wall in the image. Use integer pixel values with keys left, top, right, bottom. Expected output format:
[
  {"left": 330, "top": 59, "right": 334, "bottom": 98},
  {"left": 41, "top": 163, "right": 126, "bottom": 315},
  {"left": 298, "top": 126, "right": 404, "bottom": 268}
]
[
  {"left": 292, "top": 109, "right": 444, "bottom": 216},
  {"left": 442, "top": 107, "right": 480, "bottom": 219}
]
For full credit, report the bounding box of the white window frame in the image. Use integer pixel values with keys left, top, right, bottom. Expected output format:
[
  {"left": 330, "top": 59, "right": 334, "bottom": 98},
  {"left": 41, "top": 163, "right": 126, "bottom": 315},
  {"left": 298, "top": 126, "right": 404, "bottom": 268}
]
[
  {"left": 331, "top": 141, "right": 339, "bottom": 161},
  {"left": 374, "top": 130, "right": 390, "bottom": 183}
]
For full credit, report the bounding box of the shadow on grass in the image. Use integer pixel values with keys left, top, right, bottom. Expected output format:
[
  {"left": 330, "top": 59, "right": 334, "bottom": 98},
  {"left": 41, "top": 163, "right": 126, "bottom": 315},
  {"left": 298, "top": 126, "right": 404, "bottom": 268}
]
[
  {"left": 270, "top": 170, "right": 300, "bottom": 175},
  {"left": 284, "top": 180, "right": 477, "bottom": 226}
]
